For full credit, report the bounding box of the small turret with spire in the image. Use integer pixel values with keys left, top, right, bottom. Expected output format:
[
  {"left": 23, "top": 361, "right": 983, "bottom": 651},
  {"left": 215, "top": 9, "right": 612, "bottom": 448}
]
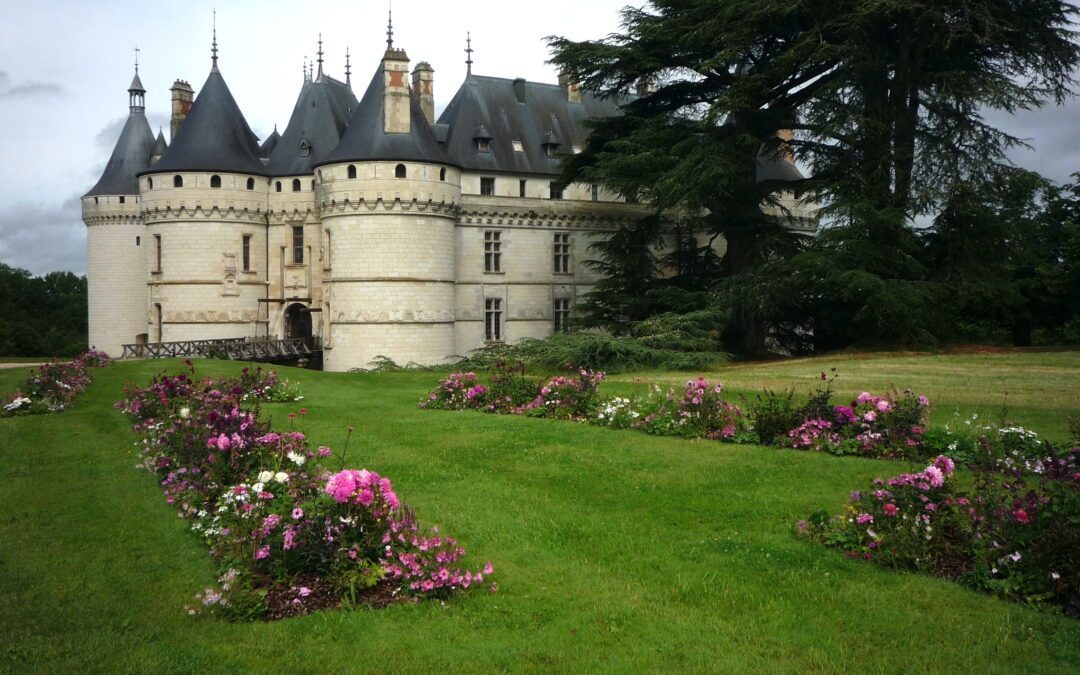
[{"left": 129, "top": 45, "right": 145, "bottom": 112}]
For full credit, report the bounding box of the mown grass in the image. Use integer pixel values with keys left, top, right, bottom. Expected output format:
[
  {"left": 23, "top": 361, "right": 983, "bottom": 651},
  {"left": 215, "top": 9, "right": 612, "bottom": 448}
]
[{"left": 2, "top": 353, "right": 1079, "bottom": 673}]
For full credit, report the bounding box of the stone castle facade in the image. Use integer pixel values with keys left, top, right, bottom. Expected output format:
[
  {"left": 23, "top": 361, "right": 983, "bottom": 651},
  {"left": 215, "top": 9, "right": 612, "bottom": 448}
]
[{"left": 83, "top": 30, "right": 814, "bottom": 371}]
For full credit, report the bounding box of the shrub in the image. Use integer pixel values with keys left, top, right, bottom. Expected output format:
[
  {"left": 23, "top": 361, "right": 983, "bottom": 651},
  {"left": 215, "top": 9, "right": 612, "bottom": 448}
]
[
  {"left": 1, "top": 352, "right": 109, "bottom": 418},
  {"left": 418, "top": 372, "right": 487, "bottom": 411},
  {"left": 238, "top": 366, "right": 304, "bottom": 403},
  {"left": 515, "top": 368, "right": 606, "bottom": 419},
  {"left": 483, "top": 361, "right": 539, "bottom": 413},
  {"left": 748, "top": 388, "right": 803, "bottom": 445}
]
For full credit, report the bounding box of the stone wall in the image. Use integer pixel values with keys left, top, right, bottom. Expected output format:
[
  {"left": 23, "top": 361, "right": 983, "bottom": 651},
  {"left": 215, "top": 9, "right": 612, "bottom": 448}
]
[{"left": 82, "top": 195, "right": 148, "bottom": 355}]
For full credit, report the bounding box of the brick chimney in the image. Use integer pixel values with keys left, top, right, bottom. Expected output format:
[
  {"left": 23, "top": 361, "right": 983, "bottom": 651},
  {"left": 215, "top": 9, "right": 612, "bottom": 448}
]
[
  {"left": 412, "top": 61, "right": 435, "bottom": 125},
  {"left": 558, "top": 73, "right": 581, "bottom": 104},
  {"left": 169, "top": 80, "right": 194, "bottom": 141},
  {"left": 383, "top": 48, "right": 411, "bottom": 134}
]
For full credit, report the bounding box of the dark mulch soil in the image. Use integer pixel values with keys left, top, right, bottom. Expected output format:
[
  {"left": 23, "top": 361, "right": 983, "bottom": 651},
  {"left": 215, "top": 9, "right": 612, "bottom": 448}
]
[{"left": 264, "top": 576, "right": 410, "bottom": 621}]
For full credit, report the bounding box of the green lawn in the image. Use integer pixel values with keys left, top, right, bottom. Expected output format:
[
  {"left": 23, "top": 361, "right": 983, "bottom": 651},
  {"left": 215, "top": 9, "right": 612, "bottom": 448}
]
[{"left": 2, "top": 353, "right": 1079, "bottom": 673}]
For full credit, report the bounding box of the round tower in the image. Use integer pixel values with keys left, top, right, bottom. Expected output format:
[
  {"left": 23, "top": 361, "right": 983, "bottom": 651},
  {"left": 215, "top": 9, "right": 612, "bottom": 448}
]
[
  {"left": 82, "top": 65, "right": 155, "bottom": 356},
  {"left": 315, "top": 44, "right": 460, "bottom": 371},
  {"left": 139, "top": 39, "right": 269, "bottom": 343}
]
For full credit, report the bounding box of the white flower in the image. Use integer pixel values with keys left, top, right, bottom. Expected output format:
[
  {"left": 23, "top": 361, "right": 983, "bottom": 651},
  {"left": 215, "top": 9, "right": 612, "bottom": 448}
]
[
  {"left": 1009, "top": 551, "right": 1022, "bottom": 563},
  {"left": 274, "top": 472, "right": 289, "bottom": 484},
  {"left": 252, "top": 482, "right": 265, "bottom": 493},
  {"left": 287, "top": 451, "right": 306, "bottom": 466},
  {"left": 257, "top": 470, "right": 274, "bottom": 483},
  {"left": 1051, "top": 572, "right": 1061, "bottom": 580},
  {"left": 179, "top": 407, "right": 190, "bottom": 419}
]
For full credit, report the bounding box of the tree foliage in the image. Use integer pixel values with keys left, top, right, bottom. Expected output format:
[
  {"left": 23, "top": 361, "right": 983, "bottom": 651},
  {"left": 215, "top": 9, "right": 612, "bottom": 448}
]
[{"left": 0, "top": 263, "right": 88, "bottom": 357}]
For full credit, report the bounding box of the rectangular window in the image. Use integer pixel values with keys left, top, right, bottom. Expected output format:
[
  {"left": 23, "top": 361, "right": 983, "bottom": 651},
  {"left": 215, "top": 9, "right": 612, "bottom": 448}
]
[
  {"left": 292, "top": 226, "right": 304, "bottom": 264},
  {"left": 480, "top": 177, "right": 496, "bottom": 196},
  {"left": 553, "top": 233, "right": 571, "bottom": 274},
  {"left": 549, "top": 182, "right": 563, "bottom": 200},
  {"left": 135, "top": 236, "right": 140, "bottom": 247},
  {"left": 554, "top": 298, "right": 572, "bottom": 332},
  {"left": 591, "top": 184, "right": 599, "bottom": 202},
  {"left": 485, "top": 298, "right": 503, "bottom": 342},
  {"left": 324, "top": 230, "right": 331, "bottom": 268},
  {"left": 484, "top": 230, "right": 502, "bottom": 272},
  {"left": 153, "top": 234, "right": 162, "bottom": 272},
  {"left": 512, "top": 140, "right": 524, "bottom": 152},
  {"left": 242, "top": 235, "right": 252, "bottom": 272},
  {"left": 519, "top": 179, "right": 527, "bottom": 198}
]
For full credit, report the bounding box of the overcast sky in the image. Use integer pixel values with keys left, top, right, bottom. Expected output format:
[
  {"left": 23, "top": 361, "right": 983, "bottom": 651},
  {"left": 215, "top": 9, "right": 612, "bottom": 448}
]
[{"left": 0, "top": 0, "right": 1077, "bottom": 276}]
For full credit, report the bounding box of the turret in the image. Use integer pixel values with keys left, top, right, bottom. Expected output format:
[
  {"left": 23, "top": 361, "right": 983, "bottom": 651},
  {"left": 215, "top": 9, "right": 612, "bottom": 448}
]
[
  {"left": 82, "top": 58, "right": 157, "bottom": 356},
  {"left": 314, "top": 18, "right": 461, "bottom": 371},
  {"left": 138, "top": 25, "right": 269, "bottom": 344}
]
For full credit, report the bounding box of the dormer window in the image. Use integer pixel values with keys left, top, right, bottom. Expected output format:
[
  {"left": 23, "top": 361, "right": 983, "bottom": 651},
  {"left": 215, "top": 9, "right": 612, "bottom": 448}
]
[
  {"left": 298, "top": 139, "right": 311, "bottom": 157},
  {"left": 473, "top": 123, "right": 493, "bottom": 153},
  {"left": 542, "top": 130, "right": 562, "bottom": 158},
  {"left": 512, "top": 141, "right": 524, "bottom": 153}
]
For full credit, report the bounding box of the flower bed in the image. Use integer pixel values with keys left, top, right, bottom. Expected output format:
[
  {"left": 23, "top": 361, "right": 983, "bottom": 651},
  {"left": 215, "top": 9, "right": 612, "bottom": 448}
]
[
  {"left": 117, "top": 363, "right": 494, "bottom": 621},
  {"left": 798, "top": 428, "right": 1080, "bottom": 616},
  {"left": 1, "top": 350, "right": 112, "bottom": 418},
  {"left": 419, "top": 366, "right": 936, "bottom": 458}
]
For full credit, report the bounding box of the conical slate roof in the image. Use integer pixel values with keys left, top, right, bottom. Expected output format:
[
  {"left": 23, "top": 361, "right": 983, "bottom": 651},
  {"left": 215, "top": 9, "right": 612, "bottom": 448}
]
[
  {"left": 147, "top": 66, "right": 266, "bottom": 175},
  {"left": 317, "top": 63, "right": 451, "bottom": 167},
  {"left": 84, "top": 109, "right": 155, "bottom": 197},
  {"left": 129, "top": 72, "right": 145, "bottom": 93},
  {"left": 259, "top": 127, "right": 281, "bottom": 158},
  {"left": 151, "top": 129, "right": 168, "bottom": 158},
  {"left": 267, "top": 74, "right": 357, "bottom": 176}
]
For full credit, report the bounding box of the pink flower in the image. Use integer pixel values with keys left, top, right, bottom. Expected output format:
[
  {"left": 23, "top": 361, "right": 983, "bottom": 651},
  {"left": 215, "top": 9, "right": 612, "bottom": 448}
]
[
  {"left": 918, "top": 395, "right": 929, "bottom": 406},
  {"left": 863, "top": 411, "right": 877, "bottom": 422},
  {"left": 291, "top": 508, "right": 304, "bottom": 520},
  {"left": 856, "top": 513, "right": 874, "bottom": 525},
  {"left": 317, "top": 446, "right": 333, "bottom": 458},
  {"left": 876, "top": 400, "right": 891, "bottom": 412},
  {"left": 857, "top": 392, "right": 872, "bottom": 404},
  {"left": 1014, "top": 509, "right": 1030, "bottom": 524},
  {"left": 254, "top": 546, "right": 270, "bottom": 560},
  {"left": 933, "top": 455, "right": 955, "bottom": 475},
  {"left": 883, "top": 503, "right": 898, "bottom": 517},
  {"left": 923, "top": 465, "right": 945, "bottom": 488},
  {"left": 483, "top": 562, "right": 494, "bottom": 575}
]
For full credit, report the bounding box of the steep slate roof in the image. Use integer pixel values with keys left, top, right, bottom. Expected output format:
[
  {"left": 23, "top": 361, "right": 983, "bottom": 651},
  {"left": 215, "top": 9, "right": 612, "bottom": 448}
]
[
  {"left": 266, "top": 74, "right": 358, "bottom": 176},
  {"left": 317, "top": 62, "right": 451, "bottom": 167},
  {"left": 436, "top": 75, "right": 621, "bottom": 175},
  {"left": 151, "top": 129, "right": 168, "bottom": 158},
  {"left": 146, "top": 66, "right": 266, "bottom": 176},
  {"left": 259, "top": 127, "right": 281, "bottom": 158},
  {"left": 84, "top": 108, "right": 156, "bottom": 197}
]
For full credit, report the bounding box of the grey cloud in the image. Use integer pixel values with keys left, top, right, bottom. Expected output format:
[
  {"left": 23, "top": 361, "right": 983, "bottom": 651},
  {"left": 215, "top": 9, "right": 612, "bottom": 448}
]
[
  {"left": 0, "top": 70, "right": 64, "bottom": 99},
  {"left": 985, "top": 96, "right": 1080, "bottom": 186},
  {"left": 0, "top": 196, "right": 86, "bottom": 275}
]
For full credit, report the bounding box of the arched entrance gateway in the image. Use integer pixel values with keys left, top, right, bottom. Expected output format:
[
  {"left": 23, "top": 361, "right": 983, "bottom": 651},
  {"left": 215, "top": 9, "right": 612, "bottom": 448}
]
[{"left": 284, "top": 303, "right": 313, "bottom": 346}]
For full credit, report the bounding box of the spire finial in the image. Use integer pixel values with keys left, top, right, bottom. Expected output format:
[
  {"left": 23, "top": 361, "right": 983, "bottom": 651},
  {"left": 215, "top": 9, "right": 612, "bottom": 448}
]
[
  {"left": 465, "top": 32, "right": 474, "bottom": 75},
  {"left": 316, "top": 33, "right": 324, "bottom": 78},
  {"left": 211, "top": 9, "right": 219, "bottom": 68},
  {"left": 134, "top": 45, "right": 140, "bottom": 74},
  {"left": 345, "top": 46, "right": 352, "bottom": 84},
  {"left": 386, "top": 4, "right": 394, "bottom": 50}
]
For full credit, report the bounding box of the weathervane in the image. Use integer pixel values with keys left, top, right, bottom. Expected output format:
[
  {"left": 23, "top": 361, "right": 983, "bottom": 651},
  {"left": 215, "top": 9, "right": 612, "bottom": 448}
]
[
  {"left": 134, "top": 45, "right": 140, "bottom": 74},
  {"left": 386, "top": 4, "right": 394, "bottom": 50}
]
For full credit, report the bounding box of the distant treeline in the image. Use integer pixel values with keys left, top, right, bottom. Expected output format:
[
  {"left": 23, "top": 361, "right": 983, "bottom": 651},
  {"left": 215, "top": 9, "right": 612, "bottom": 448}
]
[{"left": 0, "top": 263, "right": 87, "bottom": 357}]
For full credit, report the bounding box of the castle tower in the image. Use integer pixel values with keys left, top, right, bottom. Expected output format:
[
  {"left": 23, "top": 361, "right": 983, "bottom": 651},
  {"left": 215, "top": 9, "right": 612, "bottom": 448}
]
[
  {"left": 138, "top": 31, "right": 269, "bottom": 343},
  {"left": 263, "top": 37, "right": 358, "bottom": 345},
  {"left": 82, "top": 64, "right": 156, "bottom": 356},
  {"left": 314, "top": 39, "right": 461, "bottom": 371}
]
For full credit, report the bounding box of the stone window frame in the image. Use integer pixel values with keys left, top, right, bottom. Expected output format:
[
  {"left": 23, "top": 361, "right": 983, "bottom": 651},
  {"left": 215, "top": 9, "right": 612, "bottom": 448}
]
[
  {"left": 483, "top": 230, "right": 504, "bottom": 274},
  {"left": 480, "top": 176, "right": 496, "bottom": 197},
  {"left": 241, "top": 234, "right": 253, "bottom": 273},
  {"left": 553, "top": 297, "right": 572, "bottom": 333},
  {"left": 152, "top": 234, "right": 163, "bottom": 274},
  {"left": 291, "top": 226, "right": 304, "bottom": 265},
  {"left": 485, "top": 297, "right": 504, "bottom": 343},
  {"left": 553, "top": 232, "right": 573, "bottom": 275}
]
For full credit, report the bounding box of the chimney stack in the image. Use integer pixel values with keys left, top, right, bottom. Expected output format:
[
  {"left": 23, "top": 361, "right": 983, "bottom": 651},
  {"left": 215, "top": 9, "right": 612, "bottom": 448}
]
[
  {"left": 383, "top": 48, "right": 411, "bottom": 134},
  {"left": 558, "top": 73, "right": 581, "bottom": 104},
  {"left": 169, "top": 80, "right": 194, "bottom": 140},
  {"left": 412, "top": 62, "right": 435, "bottom": 125}
]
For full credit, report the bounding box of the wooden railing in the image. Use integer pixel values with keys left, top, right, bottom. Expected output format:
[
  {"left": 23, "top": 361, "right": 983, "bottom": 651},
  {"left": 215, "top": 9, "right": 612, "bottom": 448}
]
[{"left": 121, "top": 337, "right": 321, "bottom": 362}]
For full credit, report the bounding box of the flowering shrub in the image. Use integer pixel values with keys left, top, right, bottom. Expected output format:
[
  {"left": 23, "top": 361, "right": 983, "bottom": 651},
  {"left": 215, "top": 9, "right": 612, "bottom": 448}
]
[
  {"left": 800, "top": 441, "right": 1080, "bottom": 616},
  {"left": 591, "top": 396, "right": 642, "bottom": 429},
  {"left": 119, "top": 365, "right": 494, "bottom": 621},
  {"left": 515, "top": 368, "right": 606, "bottom": 419},
  {"left": 482, "top": 360, "right": 540, "bottom": 413},
  {"left": 418, "top": 371, "right": 487, "bottom": 410},
  {"left": 788, "top": 418, "right": 842, "bottom": 453},
  {"left": 1, "top": 350, "right": 110, "bottom": 418},
  {"left": 238, "top": 366, "right": 304, "bottom": 403},
  {"left": 845, "top": 389, "right": 928, "bottom": 456}
]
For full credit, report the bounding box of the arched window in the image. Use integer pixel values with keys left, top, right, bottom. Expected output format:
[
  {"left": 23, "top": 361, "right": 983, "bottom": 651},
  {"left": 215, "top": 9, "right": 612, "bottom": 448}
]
[
  {"left": 347, "top": 165, "right": 357, "bottom": 179},
  {"left": 173, "top": 175, "right": 183, "bottom": 188},
  {"left": 210, "top": 175, "right": 222, "bottom": 188},
  {"left": 439, "top": 167, "right": 446, "bottom": 181},
  {"left": 292, "top": 179, "right": 301, "bottom": 192},
  {"left": 246, "top": 177, "right": 255, "bottom": 190},
  {"left": 395, "top": 163, "right": 407, "bottom": 178},
  {"left": 148, "top": 177, "right": 153, "bottom": 189},
  {"left": 275, "top": 181, "right": 282, "bottom": 192}
]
